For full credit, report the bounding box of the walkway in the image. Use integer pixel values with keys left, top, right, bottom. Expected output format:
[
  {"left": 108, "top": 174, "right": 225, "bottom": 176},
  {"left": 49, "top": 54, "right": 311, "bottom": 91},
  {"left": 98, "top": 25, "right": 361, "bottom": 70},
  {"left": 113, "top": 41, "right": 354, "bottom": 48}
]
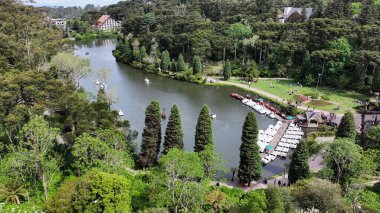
[
  {"left": 206, "top": 76, "right": 344, "bottom": 116},
  {"left": 260, "top": 121, "right": 290, "bottom": 158}
]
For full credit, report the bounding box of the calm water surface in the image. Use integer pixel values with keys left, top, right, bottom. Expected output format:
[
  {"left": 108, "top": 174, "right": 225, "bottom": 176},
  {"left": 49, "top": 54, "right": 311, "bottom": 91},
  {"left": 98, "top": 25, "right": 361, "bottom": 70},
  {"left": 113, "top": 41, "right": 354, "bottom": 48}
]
[{"left": 75, "top": 39, "right": 287, "bottom": 178}]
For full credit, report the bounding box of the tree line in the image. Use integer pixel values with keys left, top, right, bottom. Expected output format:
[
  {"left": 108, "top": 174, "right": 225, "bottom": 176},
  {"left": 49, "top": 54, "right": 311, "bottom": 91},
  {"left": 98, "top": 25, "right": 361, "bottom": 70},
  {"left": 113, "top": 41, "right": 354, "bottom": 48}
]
[
  {"left": 1, "top": 0, "right": 380, "bottom": 212},
  {"left": 106, "top": 0, "right": 380, "bottom": 92}
]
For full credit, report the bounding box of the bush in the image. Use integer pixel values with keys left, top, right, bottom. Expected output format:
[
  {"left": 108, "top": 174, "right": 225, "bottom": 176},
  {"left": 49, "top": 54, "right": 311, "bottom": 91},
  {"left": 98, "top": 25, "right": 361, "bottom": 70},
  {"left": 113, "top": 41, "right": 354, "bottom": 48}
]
[
  {"left": 131, "top": 61, "right": 144, "bottom": 70},
  {"left": 321, "top": 95, "right": 330, "bottom": 101},
  {"left": 304, "top": 138, "right": 321, "bottom": 155},
  {"left": 145, "top": 64, "right": 158, "bottom": 73},
  {"left": 303, "top": 92, "right": 319, "bottom": 99},
  {"left": 46, "top": 171, "right": 133, "bottom": 212}
]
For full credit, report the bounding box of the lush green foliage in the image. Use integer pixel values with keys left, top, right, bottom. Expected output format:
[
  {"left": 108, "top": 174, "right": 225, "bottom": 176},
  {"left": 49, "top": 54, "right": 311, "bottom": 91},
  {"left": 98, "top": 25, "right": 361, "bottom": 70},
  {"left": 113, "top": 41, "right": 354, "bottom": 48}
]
[
  {"left": 162, "top": 104, "right": 184, "bottom": 155},
  {"left": 238, "top": 112, "right": 261, "bottom": 185},
  {"left": 288, "top": 141, "right": 310, "bottom": 185},
  {"left": 46, "top": 171, "right": 133, "bottom": 212},
  {"left": 336, "top": 111, "right": 357, "bottom": 139},
  {"left": 194, "top": 105, "right": 213, "bottom": 152},
  {"left": 140, "top": 100, "right": 162, "bottom": 168},
  {"left": 292, "top": 178, "right": 348, "bottom": 212},
  {"left": 2, "top": 0, "right": 380, "bottom": 212},
  {"left": 223, "top": 60, "right": 232, "bottom": 80},
  {"left": 109, "top": 0, "right": 380, "bottom": 92}
]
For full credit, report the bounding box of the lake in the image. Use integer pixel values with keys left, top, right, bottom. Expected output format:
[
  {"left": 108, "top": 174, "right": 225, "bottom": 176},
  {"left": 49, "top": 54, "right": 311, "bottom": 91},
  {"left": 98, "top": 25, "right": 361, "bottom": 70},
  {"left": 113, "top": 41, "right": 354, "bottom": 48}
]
[{"left": 75, "top": 39, "right": 288, "bottom": 178}]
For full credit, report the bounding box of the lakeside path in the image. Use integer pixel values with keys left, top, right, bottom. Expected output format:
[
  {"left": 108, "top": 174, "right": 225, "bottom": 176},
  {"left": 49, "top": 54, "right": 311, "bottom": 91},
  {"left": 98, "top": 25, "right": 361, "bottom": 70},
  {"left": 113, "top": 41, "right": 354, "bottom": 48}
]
[{"left": 206, "top": 76, "right": 343, "bottom": 116}]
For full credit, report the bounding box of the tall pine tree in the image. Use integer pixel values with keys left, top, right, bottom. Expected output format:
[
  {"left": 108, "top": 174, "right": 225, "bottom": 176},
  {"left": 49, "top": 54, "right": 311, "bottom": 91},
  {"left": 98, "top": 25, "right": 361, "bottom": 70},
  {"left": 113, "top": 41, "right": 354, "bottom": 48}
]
[
  {"left": 372, "top": 68, "right": 380, "bottom": 92},
  {"left": 238, "top": 112, "right": 262, "bottom": 186},
  {"left": 360, "top": 0, "right": 377, "bottom": 24},
  {"left": 336, "top": 111, "right": 356, "bottom": 139},
  {"left": 162, "top": 104, "right": 184, "bottom": 155},
  {"left": 223, "top": 60, "right": 232, "bottom": 80},
  {"left": 139, "top": 100, "right": 162, "bottom": 168},
  {"left": 170, "top": 59, "right": 177, "bottom": 72},
  {"left": 300, "top": 50, "right": 311, "bottom": 78},
  {"left": 177, "top": 54, "right": 186, "bottom": 72},
  {"left": 193, "top": 55, "right": 202, "bottom": 75},
  {"left": 194, "top": 105, "right": 213, "bottom": 152},
  {"left": 161, "top": 50, "right": 170, "bottom": 72},
  {"left": 288, "top": 141, "right": 310, "bottom": 185}
]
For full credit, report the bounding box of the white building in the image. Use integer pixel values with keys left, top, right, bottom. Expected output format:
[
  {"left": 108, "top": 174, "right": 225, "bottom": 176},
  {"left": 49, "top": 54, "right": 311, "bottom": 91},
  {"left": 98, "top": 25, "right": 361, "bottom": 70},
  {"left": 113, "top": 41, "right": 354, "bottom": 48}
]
[
  {"left": 51, "top": 18, "right": 67, "bottom": 30},
  {"left": 278, "top": 7, "right": 313, "bottom": 23},
  {"left": 93, "top": 15, "right": 121, "bottom": 31}
]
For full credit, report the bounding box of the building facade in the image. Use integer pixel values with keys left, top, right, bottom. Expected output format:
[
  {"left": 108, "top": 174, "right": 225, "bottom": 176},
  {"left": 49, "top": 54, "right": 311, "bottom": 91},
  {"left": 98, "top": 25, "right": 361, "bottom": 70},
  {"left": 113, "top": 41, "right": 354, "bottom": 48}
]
[
  {"left": 93, "top": 15, "right": 121, "bottom": 31},
  {"left": 51, "top": 18, "right": 67, "bottom": 30}
]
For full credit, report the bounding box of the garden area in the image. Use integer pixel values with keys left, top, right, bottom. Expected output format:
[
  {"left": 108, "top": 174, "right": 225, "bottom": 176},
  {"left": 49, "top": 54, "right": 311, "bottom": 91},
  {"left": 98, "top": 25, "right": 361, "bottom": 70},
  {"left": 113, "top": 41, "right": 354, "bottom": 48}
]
[{"left": 231, "top": 78, "right": 367, "bottom": 114}]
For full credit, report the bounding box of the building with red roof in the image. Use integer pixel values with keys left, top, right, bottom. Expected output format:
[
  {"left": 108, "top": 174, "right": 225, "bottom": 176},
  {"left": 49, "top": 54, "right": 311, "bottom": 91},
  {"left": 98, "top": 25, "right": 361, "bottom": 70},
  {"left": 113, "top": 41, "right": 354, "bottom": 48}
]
[{"left": 93, "top": 15, "right": 121, "bottom": 31}]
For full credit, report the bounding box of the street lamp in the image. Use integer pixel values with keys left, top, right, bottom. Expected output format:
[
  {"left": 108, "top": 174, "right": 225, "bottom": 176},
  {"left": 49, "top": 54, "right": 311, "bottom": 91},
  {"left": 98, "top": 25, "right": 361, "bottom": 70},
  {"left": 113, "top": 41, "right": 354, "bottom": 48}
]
[{"left": 316, "top": 73, "right": 322, "bottom": 92}]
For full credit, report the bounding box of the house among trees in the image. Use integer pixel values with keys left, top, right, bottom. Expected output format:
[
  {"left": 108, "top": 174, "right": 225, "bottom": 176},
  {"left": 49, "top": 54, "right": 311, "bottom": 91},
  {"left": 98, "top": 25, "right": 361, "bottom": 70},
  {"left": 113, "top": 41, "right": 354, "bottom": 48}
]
[
  {"left": 50, "top": 18, "right": 67, "bottom": 30},
  {"left": 296, "top": 112, "right": 325, "bottom": 127},
  {"left": 278, "top": 7, "right": 313, "bottom": 23},
  {"left": 93, "top": 15, "right": 121, "bottom": 31}
]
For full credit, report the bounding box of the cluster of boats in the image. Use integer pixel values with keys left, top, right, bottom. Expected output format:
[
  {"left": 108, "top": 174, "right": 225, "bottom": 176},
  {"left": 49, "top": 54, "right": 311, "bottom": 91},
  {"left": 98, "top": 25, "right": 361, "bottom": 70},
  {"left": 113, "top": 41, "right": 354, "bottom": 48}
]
[
  {"left": 242, "top": 99, "right": 276, "bottom": 119},
  {"left": 261, "top": 122, "right": 304, "bottom": 164},
  {"left": 257, "top": 121, "right": 282, "bottom": 153}
]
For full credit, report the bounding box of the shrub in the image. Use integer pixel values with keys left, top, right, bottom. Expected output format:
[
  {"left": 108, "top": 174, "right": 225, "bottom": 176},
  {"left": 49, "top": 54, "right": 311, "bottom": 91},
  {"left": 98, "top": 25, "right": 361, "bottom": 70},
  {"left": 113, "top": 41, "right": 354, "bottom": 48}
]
[
  {"left": 303, "top": 92, "right": 319, "bottom": 99},
  {"left": 321, "top": 95, "right": 330, "bottom": 101}
]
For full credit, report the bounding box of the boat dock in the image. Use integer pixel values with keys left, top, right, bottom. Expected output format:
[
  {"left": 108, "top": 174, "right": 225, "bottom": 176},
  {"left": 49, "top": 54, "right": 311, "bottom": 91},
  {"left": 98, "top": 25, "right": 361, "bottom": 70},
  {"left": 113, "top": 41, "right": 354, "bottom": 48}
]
[{"left": 260, "top": 121, "right": 290, "bottom": 158}]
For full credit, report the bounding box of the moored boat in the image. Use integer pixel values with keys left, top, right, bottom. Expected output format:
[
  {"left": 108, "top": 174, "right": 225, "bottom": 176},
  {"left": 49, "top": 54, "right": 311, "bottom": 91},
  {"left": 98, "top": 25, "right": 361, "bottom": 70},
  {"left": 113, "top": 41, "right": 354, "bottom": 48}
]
[{"left": 230, "top": 93, "right": 244, "bottom": 100}]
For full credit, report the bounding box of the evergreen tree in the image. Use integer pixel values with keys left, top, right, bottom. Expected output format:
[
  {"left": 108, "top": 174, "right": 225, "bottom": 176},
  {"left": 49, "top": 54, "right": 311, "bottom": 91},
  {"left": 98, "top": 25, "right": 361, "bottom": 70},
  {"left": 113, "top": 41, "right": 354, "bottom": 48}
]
[
  {"left": 170, "top": 59, "right": 177, "bottom": 72},
  {"left": 194, "top": 105, "right": 213, "bottom": 152},
  {"left": 139, "top": 100, "right": 162, "bottom": 168},
  {"left": 336, "top": 111, "right": 356, "bottom": 139},
  {"left": 177, "top": 54, "right": 186, "bottom": 72},
  {"left": 223, "top": 60, "right": 232, "bottom": 80},
  {"left": 140, "top": 46, "right": 148, "bottom": 62},
  {"left": 372, "top": 69, "right": 380, "bottom": 92},
  {"left": 288, "top": 141, "right": 310, "bottom": 185},
  {"left": 193, "top": 55, "right": 202, "bottom": 75},
  {"left": 161, "top": 50, "right": 171, "bottom": 72},
  {"left": 162, "top": 104, "right": 184, "bottom": 155},
  {"left": 300, "top": 50, "right": 311, "bottom": 79},
  {"left": 238, "top": 112, "right": 262, "bottom": 186},
  {"left": 360, "top": 0, "right": 377, "bottom": 24}
]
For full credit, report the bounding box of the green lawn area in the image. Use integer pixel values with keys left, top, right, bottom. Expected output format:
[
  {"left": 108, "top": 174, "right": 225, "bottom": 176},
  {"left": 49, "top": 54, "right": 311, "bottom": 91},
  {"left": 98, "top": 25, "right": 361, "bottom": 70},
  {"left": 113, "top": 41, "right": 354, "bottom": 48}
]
[{"left": 231, "top": 78, "right": 367, "bottom": 114}]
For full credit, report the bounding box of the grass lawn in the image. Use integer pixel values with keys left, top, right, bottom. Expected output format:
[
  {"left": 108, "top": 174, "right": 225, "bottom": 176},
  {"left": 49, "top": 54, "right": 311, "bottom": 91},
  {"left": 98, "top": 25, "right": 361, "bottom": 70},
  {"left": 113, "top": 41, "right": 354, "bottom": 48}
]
[{"left": 231, "top": 78, "right": 367, "bottom": 113}]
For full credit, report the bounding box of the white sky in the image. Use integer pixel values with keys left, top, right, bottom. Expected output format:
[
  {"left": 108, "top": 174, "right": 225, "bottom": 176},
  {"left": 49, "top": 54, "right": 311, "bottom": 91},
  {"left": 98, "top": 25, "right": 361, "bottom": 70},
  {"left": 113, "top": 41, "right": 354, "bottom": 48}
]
[{"left": 25, "top": 0, "right": 123, "bottom": 7}]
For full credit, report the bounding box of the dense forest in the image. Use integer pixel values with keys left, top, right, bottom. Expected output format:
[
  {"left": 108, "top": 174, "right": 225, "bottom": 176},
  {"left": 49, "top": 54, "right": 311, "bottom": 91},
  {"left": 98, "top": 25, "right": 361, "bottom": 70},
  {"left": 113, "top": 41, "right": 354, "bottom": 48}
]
[
  {"left": 41, "top": 4, "right": 101, "bottom": 19},
  {"left": 1, "top": 0, "right": 380, "bottom": 212},
  {"left": 110, "top": 0, "right": 380, "bottom": 92}
]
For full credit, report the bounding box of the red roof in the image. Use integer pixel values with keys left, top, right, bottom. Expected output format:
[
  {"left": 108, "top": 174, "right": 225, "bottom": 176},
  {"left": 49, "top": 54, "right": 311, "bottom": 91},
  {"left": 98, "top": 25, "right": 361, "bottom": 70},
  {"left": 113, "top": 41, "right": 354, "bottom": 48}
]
[{"left": 96, "top": 15, "right": 110, "bottom": 25}]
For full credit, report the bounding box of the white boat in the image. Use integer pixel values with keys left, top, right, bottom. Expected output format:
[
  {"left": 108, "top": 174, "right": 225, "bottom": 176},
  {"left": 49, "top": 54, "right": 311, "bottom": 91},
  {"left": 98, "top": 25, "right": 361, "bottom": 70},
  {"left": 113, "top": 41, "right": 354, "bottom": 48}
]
[
  {"left": 210, "top": 114, "right": 216, "bottom": 119},
  {"left": 95, "top": 80, "right": 100, "bottom": 85},
  {"left": 268, "top": 151, "right": 278, "bottom": 160},
  {"left": 257, "top": 108, "right": 266, "bottom": 114},
  {"left": 118, "top": 109, "right": 124, "bottom": 116},
  {"left": 144, "top": 77, "right": 150, "bottom": 83},
  {"left": 100, "top": 83, "right": 107, "bottom": 89},
  {"left": 261, "top": 157, "right": 271, "bottom": 164},
  {"left": 268, "top": 112, "right": 276, "bottom": 119}
]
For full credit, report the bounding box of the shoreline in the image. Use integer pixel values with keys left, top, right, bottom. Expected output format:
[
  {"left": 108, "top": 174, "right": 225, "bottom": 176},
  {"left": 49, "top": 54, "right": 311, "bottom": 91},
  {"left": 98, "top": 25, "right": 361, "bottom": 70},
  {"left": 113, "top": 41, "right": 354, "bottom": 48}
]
[{"left": 125, "top": 62, "right": 301, "bottom": 116}]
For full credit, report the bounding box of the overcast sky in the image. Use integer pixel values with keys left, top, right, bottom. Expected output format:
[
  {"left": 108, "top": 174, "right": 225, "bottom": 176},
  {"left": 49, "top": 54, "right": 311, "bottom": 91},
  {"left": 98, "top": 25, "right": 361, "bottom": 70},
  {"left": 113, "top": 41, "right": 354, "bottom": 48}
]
[{"left": 25, "top": 0, "right": 123, "bottom": 7}]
